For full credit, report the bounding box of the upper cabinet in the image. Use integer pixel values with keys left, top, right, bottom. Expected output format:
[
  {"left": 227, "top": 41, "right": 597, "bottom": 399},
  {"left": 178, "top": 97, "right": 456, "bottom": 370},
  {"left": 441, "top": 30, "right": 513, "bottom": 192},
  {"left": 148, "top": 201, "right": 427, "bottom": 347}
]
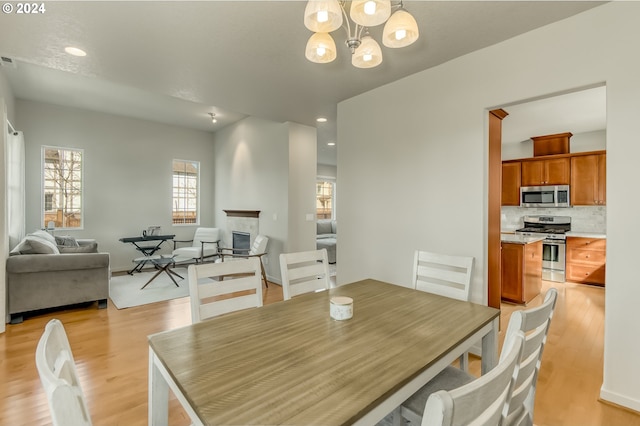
[
  {"left": 571, "top": 152, "right": 606, "bottom": 205},
  {"left": 502, "top": 162, "right": 521, "bottom": 206},
  {"left": 521, "top": 157, "right": 571, "bottom": 186},
  {"left": 531, "top": 132, "right": 572, "bottom": 156}
]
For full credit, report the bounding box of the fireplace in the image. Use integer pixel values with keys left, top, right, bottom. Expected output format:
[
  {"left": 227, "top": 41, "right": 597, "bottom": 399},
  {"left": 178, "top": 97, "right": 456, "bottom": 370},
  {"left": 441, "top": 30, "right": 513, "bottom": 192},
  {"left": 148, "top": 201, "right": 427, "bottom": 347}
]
[
  {"left": 223, "top": 210, "right": 260, "bottom": 250},
  {"left": 232, "top": 231, "right": 251, "bottom": 254}
]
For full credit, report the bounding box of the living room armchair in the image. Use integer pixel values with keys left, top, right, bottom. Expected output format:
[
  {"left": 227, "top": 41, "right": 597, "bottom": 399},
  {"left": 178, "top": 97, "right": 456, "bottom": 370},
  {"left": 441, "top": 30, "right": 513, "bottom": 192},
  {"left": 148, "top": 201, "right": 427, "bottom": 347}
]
[
  {"left": 172, "top": 227, "right": 221, "bottom": 263},
  {"left": 217, "top": 235, "right": 269, "bottom": 288}
]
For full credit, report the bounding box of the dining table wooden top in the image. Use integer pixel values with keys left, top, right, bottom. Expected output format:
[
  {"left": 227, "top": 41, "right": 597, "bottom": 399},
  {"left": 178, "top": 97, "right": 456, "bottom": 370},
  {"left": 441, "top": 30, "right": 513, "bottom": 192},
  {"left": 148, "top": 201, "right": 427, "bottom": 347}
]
[{"left": 148, "top": 279, "right": 500, "bottom": 425}]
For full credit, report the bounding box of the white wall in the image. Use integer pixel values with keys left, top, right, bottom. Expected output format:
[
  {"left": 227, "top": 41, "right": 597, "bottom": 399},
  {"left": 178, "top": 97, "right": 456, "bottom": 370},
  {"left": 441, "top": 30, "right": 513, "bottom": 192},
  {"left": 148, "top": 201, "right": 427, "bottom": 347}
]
[
  {"left": 1, "top": 69, "right": 16, "bottom": 330},
  {"left": 0, "top": 69, "right": 15, "bottom": 122},
  {"left": 15, "top": 100, "right": 216, "bottom": 272},
  {"left": 287, "top": 122, "right": 317, "bottom": 253},
  {"left": 502, "top": 129, "right": 606, "bottom": 160},
  {"left": 214, "top": 116, "right": 316, "bottom": 283},
  {"left": 317, "top": 163, "right": 337, "bottom": 179},
  {"left": 338, "top": 2, "right": 640, "bottom": 411}
]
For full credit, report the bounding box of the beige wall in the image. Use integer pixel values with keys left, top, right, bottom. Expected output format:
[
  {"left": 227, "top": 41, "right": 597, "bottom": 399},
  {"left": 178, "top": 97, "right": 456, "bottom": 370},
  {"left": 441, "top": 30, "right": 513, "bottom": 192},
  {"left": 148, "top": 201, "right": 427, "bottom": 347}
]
[{"left": 338, "top": 2, "right": 640, "bottom": 410}]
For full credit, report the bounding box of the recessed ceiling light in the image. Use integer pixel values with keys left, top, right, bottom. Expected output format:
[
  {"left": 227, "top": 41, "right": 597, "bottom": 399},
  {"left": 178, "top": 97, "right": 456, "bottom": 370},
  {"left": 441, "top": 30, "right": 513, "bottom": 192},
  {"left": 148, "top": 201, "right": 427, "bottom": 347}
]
[
  {"left": 316, "top": 117, "right": 328, "bottom": 123},
  {"left": 65, "top": 47, "right": 87, "bottom": 57},
  {"left": 327, "top": 142, "right": 336, "bottom": 146}
]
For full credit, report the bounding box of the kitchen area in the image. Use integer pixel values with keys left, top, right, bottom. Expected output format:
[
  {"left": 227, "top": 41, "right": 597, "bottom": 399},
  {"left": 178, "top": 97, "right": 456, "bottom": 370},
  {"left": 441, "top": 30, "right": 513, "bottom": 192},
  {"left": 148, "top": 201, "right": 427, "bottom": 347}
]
[{"left": 499, "top": 86, "right": 607, "bottom": 305}]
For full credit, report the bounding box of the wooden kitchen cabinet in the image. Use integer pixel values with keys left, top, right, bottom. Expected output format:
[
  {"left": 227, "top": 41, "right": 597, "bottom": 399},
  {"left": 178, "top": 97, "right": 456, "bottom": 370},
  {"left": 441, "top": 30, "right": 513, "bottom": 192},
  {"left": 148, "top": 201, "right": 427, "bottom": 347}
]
[
  {"left": 501, "top": 240, "right": 542, "bottom": 304},
  {"left": 521, "top": 157, "right": 570, "bottom": 186},
  {"left": 566, "top": 236, "right": 606, "bottom": 285},
  {"left": 571, "top": 152, "right": 606, "bottom": 205},
  {"left": 502, "top": 161, "right": 521, "bottom": 206}
]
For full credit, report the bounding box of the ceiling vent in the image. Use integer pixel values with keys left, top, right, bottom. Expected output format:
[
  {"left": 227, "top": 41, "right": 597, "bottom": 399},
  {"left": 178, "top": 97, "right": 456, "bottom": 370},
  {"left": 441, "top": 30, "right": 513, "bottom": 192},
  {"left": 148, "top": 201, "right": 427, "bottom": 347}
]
[{"left": 0, "top": 56, "right": 17, "bottom": 68}]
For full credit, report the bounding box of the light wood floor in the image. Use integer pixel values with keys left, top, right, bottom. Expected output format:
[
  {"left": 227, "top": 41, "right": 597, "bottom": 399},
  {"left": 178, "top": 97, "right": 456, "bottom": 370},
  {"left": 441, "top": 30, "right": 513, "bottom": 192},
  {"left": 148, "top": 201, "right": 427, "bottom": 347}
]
[{"left": 1, "top": 279, "right": 638, "bottom": 425}]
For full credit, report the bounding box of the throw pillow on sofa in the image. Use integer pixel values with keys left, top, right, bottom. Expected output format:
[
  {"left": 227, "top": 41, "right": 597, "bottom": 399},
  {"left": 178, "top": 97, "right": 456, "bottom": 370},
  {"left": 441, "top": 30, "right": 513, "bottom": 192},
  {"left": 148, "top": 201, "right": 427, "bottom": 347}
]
[
  {"left": 23, "top": 235, "right": 60, "bottom": 254},
  {"left": 9, "top": 230, "right": 61, "bottom": 255},
  {"left": 55, "top": 235, "right": 80, "bottom": 247},
  {"left": 29, "top": 230, "right": 57, "bottom": 245}
]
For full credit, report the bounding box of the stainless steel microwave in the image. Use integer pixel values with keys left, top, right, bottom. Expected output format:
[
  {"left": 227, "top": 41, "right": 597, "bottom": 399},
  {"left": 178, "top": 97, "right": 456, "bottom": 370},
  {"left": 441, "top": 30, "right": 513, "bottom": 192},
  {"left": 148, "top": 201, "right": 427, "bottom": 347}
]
[{"left": 520, "top": 185, "right": 570, "bottom": 208}]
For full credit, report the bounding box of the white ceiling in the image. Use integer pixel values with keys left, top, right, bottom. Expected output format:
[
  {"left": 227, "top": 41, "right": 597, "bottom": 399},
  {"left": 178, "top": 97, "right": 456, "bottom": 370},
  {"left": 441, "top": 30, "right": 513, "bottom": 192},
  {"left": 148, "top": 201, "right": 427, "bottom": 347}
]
[
  {"left": 0, "top": 1, "right": 605, "bottom": 166},
  {"left": 502, "top": 85, "right": 607, "bottom": 144}
]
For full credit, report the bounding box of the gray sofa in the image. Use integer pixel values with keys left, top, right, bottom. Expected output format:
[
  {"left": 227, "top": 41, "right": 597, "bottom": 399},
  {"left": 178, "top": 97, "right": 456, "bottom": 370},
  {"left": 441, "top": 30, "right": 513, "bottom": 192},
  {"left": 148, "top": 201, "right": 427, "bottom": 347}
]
[
  {"left": 7, "top": 235, "right": 110, "bottom": 324},
  {"left": 316, "top": 219, "right": 337, "bottom": 264}
]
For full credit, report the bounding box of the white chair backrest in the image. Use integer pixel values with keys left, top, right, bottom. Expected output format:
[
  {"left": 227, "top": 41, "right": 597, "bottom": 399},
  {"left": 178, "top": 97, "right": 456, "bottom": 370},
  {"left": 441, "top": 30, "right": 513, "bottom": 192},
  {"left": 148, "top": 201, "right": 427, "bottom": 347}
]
[
  {"left": 188, "top": 257, "right": 263, "bottom": 323},
  {"left": 502, "top": 288, "right": 558, "bottom": 426},
  {"left": 413, "top": 250, "right": 474, "bottom": 301},
  {"left": 193, "top": 227, "right": 220, "bottom": 249},
  {"left": 422, "top": 331, "right": 525, "bottom": 426},
  {"left": 250, "top": 235, "right": 268, "bottom": 255},
  {"left": 35, "top": 319, "right": 92, "bottom": 426},
  {"left": 280, "top": 249, "right": 331, "bottom": 301}
]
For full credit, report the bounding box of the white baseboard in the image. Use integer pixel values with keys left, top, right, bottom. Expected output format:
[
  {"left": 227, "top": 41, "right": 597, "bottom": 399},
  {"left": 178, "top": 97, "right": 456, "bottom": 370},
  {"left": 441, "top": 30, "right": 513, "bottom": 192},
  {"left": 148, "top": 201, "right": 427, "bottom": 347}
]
[
  {"left": 267, "top": 275, "right": 282, "bottom": 286},
  {"left": 600, "top": 387, "right": 640, "bottom": 413}
]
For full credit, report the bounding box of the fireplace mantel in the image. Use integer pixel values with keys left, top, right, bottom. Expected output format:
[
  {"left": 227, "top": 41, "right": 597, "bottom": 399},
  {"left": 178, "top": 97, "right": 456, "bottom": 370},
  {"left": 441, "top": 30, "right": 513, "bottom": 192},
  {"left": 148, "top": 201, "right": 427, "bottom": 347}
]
[{"left": 223, "top": 210, "right": 261, "bottom": 218}]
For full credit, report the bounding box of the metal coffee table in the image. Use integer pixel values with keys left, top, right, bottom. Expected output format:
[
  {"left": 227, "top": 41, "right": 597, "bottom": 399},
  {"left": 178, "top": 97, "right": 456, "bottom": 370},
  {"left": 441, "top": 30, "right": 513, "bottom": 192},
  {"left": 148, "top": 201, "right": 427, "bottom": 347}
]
[{"left": 139, "top": 256, "right": 187, "bottom": 290}]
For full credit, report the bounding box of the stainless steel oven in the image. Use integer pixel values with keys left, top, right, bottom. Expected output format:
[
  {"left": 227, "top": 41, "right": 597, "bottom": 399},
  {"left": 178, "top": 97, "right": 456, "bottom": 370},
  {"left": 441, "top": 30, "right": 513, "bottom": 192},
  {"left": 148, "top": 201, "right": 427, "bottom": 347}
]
[
  {"left": 541, "top": 239, "right": 566, "bottom": 282},
  {"left": 516, "top": 215, "right": 571, "bottom": 283}
]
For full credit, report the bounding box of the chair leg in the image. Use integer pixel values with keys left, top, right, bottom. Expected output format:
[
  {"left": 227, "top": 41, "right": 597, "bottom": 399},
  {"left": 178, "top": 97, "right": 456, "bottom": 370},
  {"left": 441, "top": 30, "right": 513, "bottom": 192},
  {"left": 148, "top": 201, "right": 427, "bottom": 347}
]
[
  {"left": 260, "top": 260, "right": 268, "bottom": 288},
  {"left": 460, "top": 352, "right": 469, "bottom": 372}
]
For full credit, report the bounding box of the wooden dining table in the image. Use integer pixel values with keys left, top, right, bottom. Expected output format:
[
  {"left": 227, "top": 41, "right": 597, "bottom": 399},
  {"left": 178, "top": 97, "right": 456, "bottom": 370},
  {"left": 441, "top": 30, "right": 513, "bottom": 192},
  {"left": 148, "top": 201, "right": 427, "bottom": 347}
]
[{"left": 148, "top": 279, "right": 500, "bottom": 425}]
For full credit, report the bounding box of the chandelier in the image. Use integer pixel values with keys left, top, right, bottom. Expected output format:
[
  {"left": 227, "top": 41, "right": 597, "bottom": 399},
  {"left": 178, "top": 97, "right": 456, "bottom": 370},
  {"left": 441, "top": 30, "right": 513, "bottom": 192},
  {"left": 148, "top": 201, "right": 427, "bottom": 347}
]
[{"left": 303, "top": 0, "right": 419, "bottom": 68}]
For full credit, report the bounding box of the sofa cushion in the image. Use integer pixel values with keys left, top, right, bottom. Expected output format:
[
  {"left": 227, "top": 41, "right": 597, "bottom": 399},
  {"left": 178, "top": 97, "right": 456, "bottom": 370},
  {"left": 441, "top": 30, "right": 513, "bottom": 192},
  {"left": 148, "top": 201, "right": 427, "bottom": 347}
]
[
  {"left": 317, "top": 220, "right": 333, "bottom": 235},
  {"left": 317, "top": 233, "right": 336, "bottom": 240},
  {"left": 6, "top": 252, "right": 110, "bottom": 274},
  {"left": 59, "top": 243, "right": 98, "bottom": 253}
]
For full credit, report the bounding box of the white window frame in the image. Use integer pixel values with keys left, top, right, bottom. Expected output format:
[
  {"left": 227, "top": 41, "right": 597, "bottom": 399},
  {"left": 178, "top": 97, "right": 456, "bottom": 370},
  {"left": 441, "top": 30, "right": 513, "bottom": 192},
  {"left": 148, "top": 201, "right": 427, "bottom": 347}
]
[
  {"left": 41, "top": 146, "right": 84, "bottom": 230},
  {"left": 172, "top": 159, "right": 200, "bottom": 226}
]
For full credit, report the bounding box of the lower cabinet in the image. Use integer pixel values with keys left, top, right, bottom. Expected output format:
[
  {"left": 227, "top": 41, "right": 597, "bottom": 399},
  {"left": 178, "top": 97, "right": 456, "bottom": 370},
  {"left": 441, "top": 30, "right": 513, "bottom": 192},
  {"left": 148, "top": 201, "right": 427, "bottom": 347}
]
[
  {"left": 501, "top": 240, "right": 542, "bottom": 304},
  {"left": 566, "top": 237, "right": 606, "bottom": 285}
]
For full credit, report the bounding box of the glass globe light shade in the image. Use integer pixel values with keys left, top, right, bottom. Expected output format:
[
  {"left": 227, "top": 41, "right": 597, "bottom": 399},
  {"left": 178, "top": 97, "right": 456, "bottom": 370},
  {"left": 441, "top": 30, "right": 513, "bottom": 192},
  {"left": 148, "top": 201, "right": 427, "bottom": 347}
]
[
  {"left": 382, "top": 9, "right": 419, "bottom": 48},
  {"left": 304, "top": 0, "right": 344, "bottom": 33},
  {"left": 305, "top": 32, "right": 338, "bottom": 63},
  {"left": 352, "top": 35, "right": 383, "bottom": 68},
  {"left": 350, "top": 0, "right": 391, "bottom": 27}
]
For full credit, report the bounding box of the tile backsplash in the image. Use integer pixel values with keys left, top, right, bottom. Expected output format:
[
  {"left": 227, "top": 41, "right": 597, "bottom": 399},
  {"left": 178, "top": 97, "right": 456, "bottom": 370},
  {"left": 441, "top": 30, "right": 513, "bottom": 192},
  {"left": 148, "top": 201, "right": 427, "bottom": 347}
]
[{"left": 501, "top": 206, "right": 606, "bottom": 234}]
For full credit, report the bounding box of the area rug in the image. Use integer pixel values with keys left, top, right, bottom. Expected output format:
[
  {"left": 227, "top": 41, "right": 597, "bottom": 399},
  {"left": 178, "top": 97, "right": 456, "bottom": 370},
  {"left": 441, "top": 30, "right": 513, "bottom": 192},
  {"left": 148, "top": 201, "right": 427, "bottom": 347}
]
[{"left": 109, "top": 267, "right": 190, "bottom": 309}]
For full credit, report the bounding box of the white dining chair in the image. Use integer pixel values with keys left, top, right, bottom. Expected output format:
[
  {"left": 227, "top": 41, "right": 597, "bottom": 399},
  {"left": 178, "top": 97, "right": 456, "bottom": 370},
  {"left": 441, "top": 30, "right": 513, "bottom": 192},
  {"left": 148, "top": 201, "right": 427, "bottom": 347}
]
[
  {"left": 502, "top": 287, "right": 558, "bottom": 426},
  {"left": 188, "top": 257, "right": 263, "bottom": 323},
  {"left": 399, "top": 288, "right": 558, "bottom": 426},
  {"left": 421, "top": 330, "right": 525, "bottom": 426},
  {"left": 280, "top": 248, "right": 331, "bottom": 301},
  {"left": 413, "top": 250, "right": 474, "bottom": 371},
  {"left": 35, "top": 319, "right": 92, "bottom": 426}
]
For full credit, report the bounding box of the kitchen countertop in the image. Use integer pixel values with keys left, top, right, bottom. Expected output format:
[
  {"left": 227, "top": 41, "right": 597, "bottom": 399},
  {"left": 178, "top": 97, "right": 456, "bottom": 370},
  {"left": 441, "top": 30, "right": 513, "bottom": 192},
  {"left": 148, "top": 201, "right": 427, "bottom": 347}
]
[
  {"left": 501, "top": 234, "right": 545, "bottom": 245},
  {"left": 566, "top": 231, "right": 607, "bottom": 239}
]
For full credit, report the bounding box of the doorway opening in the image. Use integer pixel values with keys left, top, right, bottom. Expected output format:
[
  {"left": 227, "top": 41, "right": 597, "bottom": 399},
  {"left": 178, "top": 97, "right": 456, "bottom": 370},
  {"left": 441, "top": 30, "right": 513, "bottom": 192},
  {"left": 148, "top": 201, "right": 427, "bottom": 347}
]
[{"left": 488, "top": 84, "right": 607, "bottom": 307}]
